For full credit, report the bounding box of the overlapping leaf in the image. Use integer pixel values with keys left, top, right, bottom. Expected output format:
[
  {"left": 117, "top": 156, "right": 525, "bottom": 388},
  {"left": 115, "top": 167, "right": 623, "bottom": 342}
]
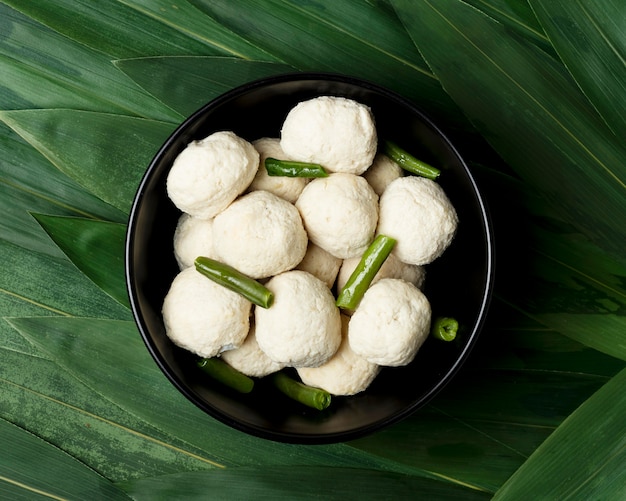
[
  {"left": 392, "top": 0, "right": 626, "bottom": 262},
  {"left": 33, "top": 215, "right": 129, "bottom": 308},
  {"left": 0, "top": 110, "right": 175, "bottom": 214},
  {"left": 0, "top": 123, "right": 126, "bottom": 257},
  {"left": 187, "top": 0, "right": 465, "bottom": 128},
  {"left": 7, "top": 316, "right": 452, "bottom": 478},
  {"left": 0, "top": 348, "right": 225, "bottom": 482},
  {"left": 114, "top": 57, "right": 296, "bottom": 117},
  {"left": 493, "top": 367, "right": 626, "bottom": 500},
  {"left": 530, "top": 0, "right": 626, "bottom": 138},
  {"left": 116, "top": 465, "right": 491, "bottom": 500},
  {"left": 0, "top": 3, "right": 180, "bottom": 121},
  {"left": 463, "top": 0, "right": 553, "bottom": 55},
  {"left": 0, "top": 418, "right": 130, "bottom": 500},
  {"left": 473, "top": 166, "right": 626, "bottom": 360},
  {"left": 1, "top": 0, "right": 625, "bottom": 497}
]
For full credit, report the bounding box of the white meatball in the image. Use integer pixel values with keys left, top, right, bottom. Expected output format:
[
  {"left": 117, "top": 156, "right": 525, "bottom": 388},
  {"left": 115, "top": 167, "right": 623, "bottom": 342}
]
[
  {"left": 337, "top": 252, "right": 426, "bottom": 292},
  {"left": 162, "top": 267, "right": 251, "bottom": 358},
  {"left": 166, "top": 131, "right": 259, "bottom": 219},
  {"left": 349, "top": 278, "right": 431, "bottom": 366},
  {"left": 248, "top": 137, "right": 308, "bottom": 203},
  {"left": 296, "top": 173, "right": 378, "bottom": 259},
  {"left": 298, "top": 314, "right": 380, "bottom": 396},
  {"left": 213, "top": 190, "right": 308, "bottom": 279},
  {"left": 220, "top": 324, "right": 285, "bottom": 378},
  {"left": 280, "top": 96, "right": 377, "bottom": 175},
  {"left": 173, "top": 213, "right": 217, "bottom": 269},
  {"left": 295, "top": 242, "right": 342, "bottom": 289},
  {"left": 255, "top": 271, "right": 342, "bottom": 368},
  {"left": 363, "top": 153, "right": 404, "bottom": 196},
  {"left": 377, "top": 177, "right": 458, "bottom": 265}
]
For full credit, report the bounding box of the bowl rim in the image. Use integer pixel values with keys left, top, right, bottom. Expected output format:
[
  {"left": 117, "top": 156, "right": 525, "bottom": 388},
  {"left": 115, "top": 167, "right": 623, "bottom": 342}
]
[{"left": 125, "top": 71, "right": 496, "bottom": 444}]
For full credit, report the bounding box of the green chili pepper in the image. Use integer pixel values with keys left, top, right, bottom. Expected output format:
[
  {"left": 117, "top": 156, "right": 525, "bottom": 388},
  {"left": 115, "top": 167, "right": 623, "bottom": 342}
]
[
  {"left": 336, "top": 234, "right": 396, "bottom": 310},
  {"left": 194, "top": 256, "right": 274, "bottom": 308},
  {"left": 384, "top": 140, "right": 440, "bottom": 180},
  {"left": 265, "top": 157, "right": 328, "bottom": 178},
  {"left": 431, "top": 317, "right": 459, "bottom": 342},
  {"left": 197, "top": 357, "right": 254, "bottom": 393},
  {"left": 271, "top": 371, "right": 331, "bottom": 410}
]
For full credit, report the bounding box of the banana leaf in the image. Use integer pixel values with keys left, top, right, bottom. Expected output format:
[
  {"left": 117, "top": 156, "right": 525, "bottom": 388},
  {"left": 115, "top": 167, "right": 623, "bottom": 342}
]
[{"left": 1, "top": 0, "right": 625, "bottom": 498}]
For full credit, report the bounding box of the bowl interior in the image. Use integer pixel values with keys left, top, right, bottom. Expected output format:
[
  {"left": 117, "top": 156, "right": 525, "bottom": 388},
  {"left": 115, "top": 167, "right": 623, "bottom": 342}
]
[{"left": 126, "top": 73, "right": 494, "bottom": 444}]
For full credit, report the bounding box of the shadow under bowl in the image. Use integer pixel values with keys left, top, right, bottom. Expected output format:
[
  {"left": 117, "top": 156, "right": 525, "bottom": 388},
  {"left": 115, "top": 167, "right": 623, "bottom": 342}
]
[{"left": 125, "top": 72, "right": 494, "bottom": 444}]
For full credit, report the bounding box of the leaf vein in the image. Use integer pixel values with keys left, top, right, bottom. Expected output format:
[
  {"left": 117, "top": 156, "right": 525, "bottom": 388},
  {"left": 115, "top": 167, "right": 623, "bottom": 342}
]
[{"left": 423, "top": 0, "right": 626, "bottom": 190}]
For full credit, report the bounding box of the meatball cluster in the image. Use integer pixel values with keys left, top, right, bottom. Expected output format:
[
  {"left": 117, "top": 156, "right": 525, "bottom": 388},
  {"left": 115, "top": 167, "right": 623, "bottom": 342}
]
[{"left": 162, "top": 95, "right": 458, "bottom": 397}]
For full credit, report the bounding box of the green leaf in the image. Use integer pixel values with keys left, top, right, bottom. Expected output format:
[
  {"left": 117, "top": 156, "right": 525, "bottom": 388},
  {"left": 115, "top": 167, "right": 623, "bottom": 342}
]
[
  {"left": 463, "top": 0, "right": 553, "bottom": 54},
  {"left": 529, "top": 0, "right": 626, "bottom": 137},
  {"left": 0, "top": 237, "right": 129, "bottom": 327},
  {"left": 392, "top": 0, "right": 626, "bottom": 262},
  {"left": 0, "top": 346, "right": 226, "bottom": 482},
  {"left": 0, "top": 110, "right": 175, "bottom": 214},
  {"left": 8, "top": 316, "right": 443, "bottom": 475},
  {"left": 494, "top": 368, "right": 626, "bottom": 500},
  {"left": 116, "top": 465, "right": 491, "bottom": 500},
  {"left": 188, "top": 0, "right": 466, "bottom": 128},
  {"left": 32, "top": 215, "right": 129, "bottom": 309},
  {"left": 351, "top": 357, "right": 616, "bottom": 492},
  {"left": 476, "top": 165, "right": 626, "bottom": 359},
  {"left": 0, "top": 4, "right": 180, "bottom": 122},
  {"left": 1, "top": 0, "right": 219, "bottom": 59},
  {"left": 2, "top": 0, "right": 277, "bottom": 62},
  {"left": 115, "top": 57, "right": 296, "bottom": 117},
  {"left": 0, "top": 123, "right": 126, "bottom": 257},
  {"left": 0, "top": 418, "right": 131, "bottom": 500}
]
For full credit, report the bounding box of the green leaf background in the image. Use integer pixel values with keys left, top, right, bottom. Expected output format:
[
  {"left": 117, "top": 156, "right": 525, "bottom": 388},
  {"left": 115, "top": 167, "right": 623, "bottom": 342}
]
[{"left": 0, "top": 0, "right": 624, "bottom": 499}]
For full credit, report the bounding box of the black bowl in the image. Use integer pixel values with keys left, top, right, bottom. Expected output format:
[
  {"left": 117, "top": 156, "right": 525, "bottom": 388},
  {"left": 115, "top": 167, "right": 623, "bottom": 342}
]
[{"left": 126, "top": 73, "right": 494, "bottom": 444}]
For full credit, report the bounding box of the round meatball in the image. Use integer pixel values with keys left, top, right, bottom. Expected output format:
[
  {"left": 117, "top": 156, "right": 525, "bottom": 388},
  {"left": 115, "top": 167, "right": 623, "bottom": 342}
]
[
  {"left": 173, "top": 213, "right": 217, "bottom": 269},
  {"left": 295, "top": 242, "right": 342, "bottom": 289},
  {"left": 377, "top": 176, "right": 458, "bottom": 265},
  {"left": 337, "top": 252, "right": 426, "bottom": 292},
  {"left": 280, "top": 96, "right": 377, "bottom": 175},
  {"left": 255, "top": 271, "right": 342, "bottom": 368},
  {"left": 298, "top": 314, "right": 380, "bottom": 396},
  {"left": 162, "top": 267, "right": 251, "bottom": 358},
  {"left": 363, "top": 153, "right": 404, "bottom": 196},
  {"left": 349, "top": 278, "right": 431, "bottom": 366},
  {"left": 213, "top": 190, "right": 308, "bottom": 279},
  {"left": 166, "top": 131, "right": 259, "bottom": 219},
  {"left": 248, "top": 137, "right": 308, "bottom": 203},
  {"left": 296, "top": 173, "right": 378, "bottom": 259},
  {"left": 220, "top": 324, "right": 285, "bottom": 378}
]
